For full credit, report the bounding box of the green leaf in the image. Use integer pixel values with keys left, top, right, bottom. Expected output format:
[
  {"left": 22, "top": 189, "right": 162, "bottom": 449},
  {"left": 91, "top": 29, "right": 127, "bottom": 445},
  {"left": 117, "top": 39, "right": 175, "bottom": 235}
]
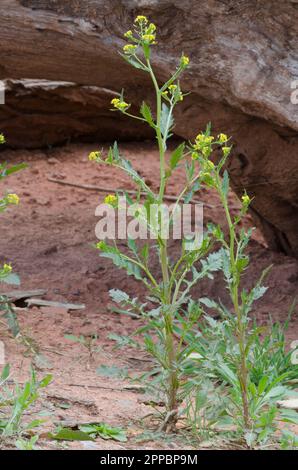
[
  {"left": 257, "top": 376, "right": 268, "bottom": 395},
  {"left": 38, "top": 374, "right": 52, "bottom": 388},
  {"left": 169, "top": 143, "right": 185, "bottom": 170},
  {"left": 280, "top": 409, "right": 298, "bottom": 425},
  {"left": 109, "top": 289, "right": 130, "bottom": 304},
  {"left": 79, "top": 423, "right": 127, "bottom": 442},
  {"left": 217, "top": 362, "right": 239, "bottom": 388},
  {"left": 121, "top": 54, "right": 148, "bottom": 71},
  {"left": 0, "top": 162, "right": 27, "bottom": 180},
  {"left": 1, "top": 273, "right": 20, "bottom": 286},
  {"left": 236, "top": 256, "right": 249, "bottom": 273},
  {"left": 127, "top": 237, "right": 138, "bottom": 256},
  {"left": 3, "top": 308, "right": 20, "bottom": 337},
  {"left": 184, "top": 179, "right": 200, "bottom": 203},
  {"left": 5, "top": 163, "right": 28, "bottom": 177},
  {"left": 222, "top": 170, "right": 229, "bottom": 197},
  {"left": 140, "top": 102, "right": 155, "bottom": 128},
  {"left": 244, "top": 431, "right": 257, "bottom": 448},
  {"left": 250, "top": 285, "right": 268, "bottom": 302},
  {"left": 141, "top": 243, "right": 149, "bottom": 264},
  {"left": 99, "top": 242, "right": 143, "bottom": 280},
  {"left": 113, "top": 141, "right": 119, "bottom": 161},
  {"left": 48, "top": 428, "right": 94, "bottom": 441},
  {"left": 0, "top": 364, "right": 10, "bottom": 382},
  {"left": 160, "top": 103, "right": 173, "bottom": 138},
  {"left": 199, "top": 297, "right": 218, "bottom": 309}
]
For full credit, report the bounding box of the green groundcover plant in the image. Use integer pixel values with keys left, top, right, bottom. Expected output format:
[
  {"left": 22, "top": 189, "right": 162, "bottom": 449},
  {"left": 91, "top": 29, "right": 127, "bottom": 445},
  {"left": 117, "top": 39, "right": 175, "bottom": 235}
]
[
  {"left": 0, "top": 365, "right": 51, "bottom": 442},
  {"left": 89, "top": 17, "right": 297, "bottom": 445}
]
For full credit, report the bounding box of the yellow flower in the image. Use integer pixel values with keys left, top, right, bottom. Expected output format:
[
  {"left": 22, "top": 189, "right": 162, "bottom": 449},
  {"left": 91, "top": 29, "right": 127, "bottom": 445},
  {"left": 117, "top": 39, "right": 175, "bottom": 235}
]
[
  {"left": 201, "top": 147, "right": 211, "bottom": 158},
  {"left": 191, "top": 151, "right": 199, "bottom": 160},
  {"left": 195, "top": 134, "right": 214, "bottom": 144},
  {"left": 111, "top": 98, "right": 129, "bottom": 111},
  {"left": 7, "top": 193, "right": 19, "bottom": 205},
  {"left": 0, "top": 134, "right": 5, "bottom": 144},
  {"left": 142, "top": 34, "right": 156, "bottom": 44},
  {"left": 111, "top": 98, "right": 120, "bottom": 106},
  {"left": 168, "top": 84, "right": 177, "bottom": 92},
  {"left": 123, "top": 44, "right": 137, "bottom": 55},
  {"left": 241, "top": 194, "right": 251, "bottom": 206},
  {"left": 222, "top": 146, "right": 231, "bottom": 157},
  {"left": 124, "top": 30, "right": 133, "bottom": 39},
  {"left": 194, "top": 134, "right": 214, "bottom": 152},
  {"left": 135, "top": 15, "right": 148, "bottom": 24},
  {"left": 2, "top": 263, "right": 12, "bottom": 274},
  {"left": 218, "top": 133, "right": 228, "bottom": 144},
  {"left": 88, "top": 151, "right": 101, "bottom": 161},
  {"left": 181, "top": 55, "right": 190, "bottom": 67},
  {"left": 104, "top": 194, "right": 118, "bottom": 206},
  {"left": 161, "top": 90, "right": 168, "bottom": 98},
  {"left": 148, "top": 23, "right": 156, "bottom": 33}
]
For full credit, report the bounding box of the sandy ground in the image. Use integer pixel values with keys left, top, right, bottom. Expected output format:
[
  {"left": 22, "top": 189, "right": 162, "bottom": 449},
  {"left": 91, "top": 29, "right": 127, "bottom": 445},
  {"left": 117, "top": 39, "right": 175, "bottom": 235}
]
[{"left": 0, "top": 142, "right": 297, "bottom": 449}]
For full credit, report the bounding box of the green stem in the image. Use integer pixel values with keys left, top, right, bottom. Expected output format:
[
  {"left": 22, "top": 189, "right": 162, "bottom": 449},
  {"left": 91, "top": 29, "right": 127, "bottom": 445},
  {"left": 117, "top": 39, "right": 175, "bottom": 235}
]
[
  {"left": 215, "top": 171, "right": 250, "bottom": 429},
  {"left": 147, "top": 58, "right": 178, "bottom": 425}
]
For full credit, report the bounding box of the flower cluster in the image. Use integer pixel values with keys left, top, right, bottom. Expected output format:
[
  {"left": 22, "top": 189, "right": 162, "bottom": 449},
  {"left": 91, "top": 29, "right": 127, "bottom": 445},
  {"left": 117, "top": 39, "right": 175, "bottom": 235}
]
[
  {"left": 0, "top": 134, "right": 5, "bottom": 144},
  {"left": 123, "top": 15, "right": 157, "bottom": 53},
  {"left": 104, "top": 194, "right": 118, "bottom": 206},
  {"left": 162, "top": 83, "right": 184, "bottom": 102},
  {"left": 241, "top": 193, "right": 251, "bottom": 207},
  {"left": 88, "top": 151, "right": 102, "bottom": 161},
  {"left": 123, "top": 44, "right": 138, "bottom": 55},
  {"left": 180, "top": 55, "right": 190, "bottom": 68},
  {"left": 1, "top": 263, "right": 12, "bottom": 275},
  {"left": 6, "top": 193, "right": 20, "bottom": 205},
  {"left": 191, "top": 131, "right": 232, "bottom": 161},
  {"left": 218, "top": 133, "right": 228, "bottom": 144},
  {"left": 192, "top": 133, "right": 214, "bottom": 160},
  {"left": 111, "top": 98, "right": 130, "bottom": 112}
]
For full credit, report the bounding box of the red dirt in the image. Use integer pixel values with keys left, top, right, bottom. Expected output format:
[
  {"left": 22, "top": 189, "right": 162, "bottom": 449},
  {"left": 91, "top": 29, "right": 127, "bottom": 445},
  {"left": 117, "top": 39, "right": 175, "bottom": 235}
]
[{"left": 0, "top": 142, "right": 297, "bottom": 449}]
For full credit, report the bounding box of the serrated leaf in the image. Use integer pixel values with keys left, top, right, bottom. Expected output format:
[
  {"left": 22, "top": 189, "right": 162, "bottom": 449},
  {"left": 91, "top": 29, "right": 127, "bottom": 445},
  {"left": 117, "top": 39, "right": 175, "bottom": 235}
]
[
  {"left": 127, "top": 237, "right": 138, "bottom": 256},
  {"left": 251, "top": 285, "right": 268, "bottom": 301},
  {"left": 199, "top": 297, "right": 218, "bottom": 309},
  {"left": 169, "top": 143, "right": 185, "bottom": 170},
  {"left": 109, "top": 289, "right": 130, "bottom": 304},
  {"left": 99, "top": 242, "right": 143, "bottom": 280},
  {"left": 140, "top": 102, "right": 155, "bottom": 128}
]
